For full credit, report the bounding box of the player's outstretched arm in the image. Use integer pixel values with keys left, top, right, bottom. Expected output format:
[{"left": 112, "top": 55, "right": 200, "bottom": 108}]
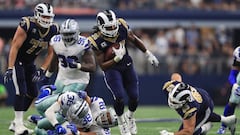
[{"left": 127, "top": 30, "right": 159, "bottom": 67}]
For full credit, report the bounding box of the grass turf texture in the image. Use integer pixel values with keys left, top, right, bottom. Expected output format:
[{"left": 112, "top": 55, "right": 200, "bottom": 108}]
[{"left": 0, "top": 106, "right": 239, "bottom": 135}]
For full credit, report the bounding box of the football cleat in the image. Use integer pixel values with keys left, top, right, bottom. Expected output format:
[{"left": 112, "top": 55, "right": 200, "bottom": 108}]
[
  {"left": 9, "top": 121, "right": 15, "bottom": 132},
  {"left": 27, "top": 114, "right": 43, "bottom": 125},
  {"left": 14, "top": 124, "right": 33, "bottom": 135},
  {"left": 217, "top": 126, "right": 226, "bottom": 134},
  {"left": 118, "top": 121, "right": 131, "bottom": 135},
  {"left": 124, "top": 113, "right": 137, "bottom": 135}
]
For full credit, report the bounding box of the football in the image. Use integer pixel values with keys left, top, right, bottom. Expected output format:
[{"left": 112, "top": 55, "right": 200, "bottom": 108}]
[{"left": 104, "top": 43, "right": 120, "bottom": 61}]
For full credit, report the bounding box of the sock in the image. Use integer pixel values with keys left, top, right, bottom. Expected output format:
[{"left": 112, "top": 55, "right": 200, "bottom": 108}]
[
  {"left": 117, "top": 115, "right": 125, "bottom": 125},
  {"left": 14, "top": 111, "right": 24, "bottom": 125},
  {"left": 126, "top": 110, "right": 134, "bottom": 118},
  {"left": 222, "top": 104, "right": 236, "bottom": 127}
]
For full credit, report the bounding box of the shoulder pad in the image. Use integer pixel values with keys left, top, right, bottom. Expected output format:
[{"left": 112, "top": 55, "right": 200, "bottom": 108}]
[
  {"left": 19, "top": 17, "right": 30, "bottom": 32},
  {"left": 88, "top": 35, "right": 99, "bottom": 50},
  {"left": 118, "top": 18, "right": 129, "bottom": 30}
]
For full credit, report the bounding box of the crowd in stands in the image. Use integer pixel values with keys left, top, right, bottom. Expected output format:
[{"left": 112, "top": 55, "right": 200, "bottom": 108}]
[
  {"left": 0, "top": 0, "right": 240, "bottom": 11},
  {"left": 0, "top": 23, "right": 235, "bottom": 76}
]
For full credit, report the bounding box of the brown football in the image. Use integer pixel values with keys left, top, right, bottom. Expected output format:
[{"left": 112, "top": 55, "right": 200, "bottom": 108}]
[{"left": 104, "top": 43, "right": 120, "bottom": 61}]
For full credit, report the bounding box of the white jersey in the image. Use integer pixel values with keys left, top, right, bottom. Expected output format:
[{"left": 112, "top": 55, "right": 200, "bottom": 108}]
[{"left": 50, "top": 34, "right": 90, "bottom": 85}]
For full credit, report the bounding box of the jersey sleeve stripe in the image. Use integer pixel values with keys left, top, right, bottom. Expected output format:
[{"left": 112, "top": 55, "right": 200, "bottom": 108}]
[{"left": 87, "top": 36, "right": 98, "bottom": 50}]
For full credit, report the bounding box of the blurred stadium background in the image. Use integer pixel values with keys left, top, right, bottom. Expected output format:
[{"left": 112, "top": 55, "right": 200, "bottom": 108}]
[{"left": 0, "top": 0, "right": 240, "bottom": 108}]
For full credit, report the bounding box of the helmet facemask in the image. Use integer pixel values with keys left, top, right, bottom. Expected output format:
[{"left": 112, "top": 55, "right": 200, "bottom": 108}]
[{"left": 60, "top": 19, "right": 80, "bottom": 46}]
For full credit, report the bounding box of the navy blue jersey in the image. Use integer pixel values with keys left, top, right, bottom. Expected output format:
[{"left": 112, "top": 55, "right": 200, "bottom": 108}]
[
  {"left": 176, "top": 87, "right": 213, "bottom": 120},
  {"left": 88, "top": 18, "right": 132, "bottom": 69},
  {"left": 17, "top": 16, "right": 59, "bottom": 64}
]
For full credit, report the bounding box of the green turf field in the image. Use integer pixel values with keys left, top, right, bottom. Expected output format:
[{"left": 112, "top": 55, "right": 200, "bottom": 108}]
[{"left": 0, "top": 106, "right": 239, "bottom": 135}]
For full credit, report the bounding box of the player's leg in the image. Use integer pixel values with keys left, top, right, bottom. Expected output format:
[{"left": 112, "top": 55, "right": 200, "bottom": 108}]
[
  {"left": 123, "top": 65, "right": 139, "bottom": 135},
  {"left": 34, "top": 94, "right": 59, "bottom": 116},
  {"left": 217, "top": 83, "right": 240, "bottom": 134},
  {"left": 37, "top": 113, "right": 66, "bottom": 130},
  {"left": 62, "top": 82, "right": 88, "bottom": 93},
  {"left": 104, "top": 69, "right": 131, "bottom": 135},
  {"left": 10, "top": 63, "right": 34, "bottom": 134}
]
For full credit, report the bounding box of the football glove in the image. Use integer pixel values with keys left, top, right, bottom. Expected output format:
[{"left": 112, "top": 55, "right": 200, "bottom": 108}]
[
  {"left": 67, "top": 58, "right": 81, "bottom": 69},
  {"left": 67, "top": 124, "right": 79, "bottom": 135},
  {"left": 4, "top": 68, "right": 13, "bottom": 84},
  {"left": 78, "top": 90, "right": 87, "bottom": 99},
  {"left": 113, "top": 43, "right": 126, "bottom": 63},
  {"left": 32, "top": 68, "right": 45, "bottom": 82},
  {"left": 160, "top": 130, "right": 174, "bottom": 135},
  {"left": 41, "top": 76, "right": 50, "bottom": 85},
  {"left": 55, "top": 124, "right": 66, "bottom": 134},
  {"left": 145, "top": 50, "right": 159, "bottom": 67}
]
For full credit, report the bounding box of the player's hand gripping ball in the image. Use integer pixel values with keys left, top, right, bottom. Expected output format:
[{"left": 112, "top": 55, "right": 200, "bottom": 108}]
[{"left": 104, "top": 43, "right": 120, "bottom": 61}]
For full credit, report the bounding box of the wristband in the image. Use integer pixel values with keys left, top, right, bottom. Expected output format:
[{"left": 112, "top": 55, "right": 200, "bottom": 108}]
[
  {"left": 77, "top": 63, "right": 81, "bottom": 69},
  {"left": 145, "top": 50, "right": 151, "bottom": 56},
  {"left": 45, "top": 71, "right": 53, "bottom": 78},
  {"left": 114, "top": 56, "right": 121, "bottom": 63}
]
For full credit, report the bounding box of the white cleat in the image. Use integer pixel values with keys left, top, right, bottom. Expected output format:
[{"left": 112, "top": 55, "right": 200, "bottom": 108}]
[
  {"left": 124, "top": 113, "right": 137, "bottom": 135},
  {"left": 9, "top": 121, "right": 15, "bottom": 132},
  {"left": 14, "top": 124, "right": 34, "bottom": 135},
  {"left": 118, "top": 121, "right": 131, "bottom": 135}
]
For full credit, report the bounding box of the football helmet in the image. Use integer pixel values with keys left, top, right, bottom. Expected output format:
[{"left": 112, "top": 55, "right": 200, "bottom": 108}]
[
  {"left": 60, "top": 91, "right": 81, "bottom": 111},
  {"left": 34, "top": 3, "right": 55, "bottom": 28},
  {"left": 96, "top": 107, "right": 118, "bottom": 128},
  {"left": 66, "top": 100, "right": 93, "bottom": 128},
  {"left": 168, "top": 82, "right": 194, "bottom": 109},
  {"left": 96, "top": 10, "right": 119, "bottom": 37},
  {"left": 60, "top": 19, "right": 80, "bottom": 45}
]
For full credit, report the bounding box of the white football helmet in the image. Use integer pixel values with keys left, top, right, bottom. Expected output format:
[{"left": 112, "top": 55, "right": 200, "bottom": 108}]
[
  {"left": 60, "top": 91, "right": 81, "bottom": 111},
  {"left": 233, "top": 46, "right": 240, "bottom": 62},
  {"left": 96, "top": 10, "right": 119, "bottom": 37},
  {"left": 168, "top": 82, "right": 194, "bottom": 109},
  {"left": 96, "top": 107, "right": 118, "bottom": 128},
  {"left": 34, "top": 3, "right": 55, "bottom": 28},
  {"left": 67, "top": 100, "right": 93, "bottom": 128},
  {"left": 60, "top": 19, "right": 80, "bottom": 45}
]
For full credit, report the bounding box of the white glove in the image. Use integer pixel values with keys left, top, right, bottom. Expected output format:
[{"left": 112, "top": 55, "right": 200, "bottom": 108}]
[
  {"left": 113, "top": 43, "right": 126, "bottom": 63},
  {"left": 160, "top": 130, "right": 174, "bottom": 135},
  {"left": 145, "top": 50, "right": 159, "bottom": 67}
]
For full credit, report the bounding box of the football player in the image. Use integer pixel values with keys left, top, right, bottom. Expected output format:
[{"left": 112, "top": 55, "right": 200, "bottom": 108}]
[
  {"left": 3, "top": 3, "right": 58, "bottom": 135},
  {"left": 40, "top": 18, "right": 96, "bottom": 93},
  {"left": 160, "top": 73, "right": 237, "bottom": 135},
  {"left": 217, "top": 46, "right": 240, "bottom": 134},
  {"left": 88, "top": 9, "right": 159, "bottom": 135},
  {"left": 33, "top": 86, "right": 117, "bottom": 135}
]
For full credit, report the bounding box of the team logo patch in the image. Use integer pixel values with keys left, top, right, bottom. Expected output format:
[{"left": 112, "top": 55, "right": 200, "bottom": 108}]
[{"left": 20, "top": 19, "right": 26, "bottom": 27}]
